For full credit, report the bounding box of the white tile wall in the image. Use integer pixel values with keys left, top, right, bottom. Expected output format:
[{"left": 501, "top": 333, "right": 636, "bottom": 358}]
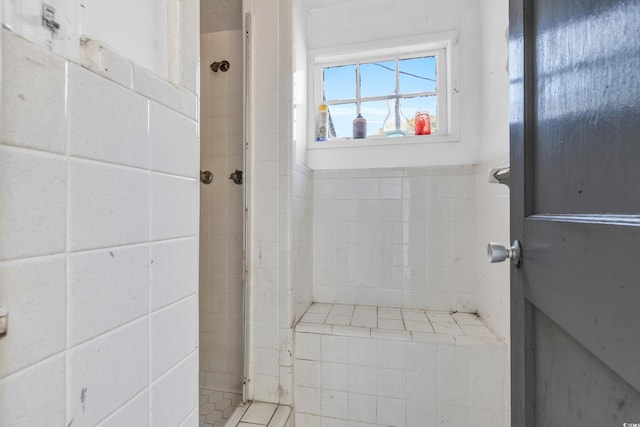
[
  {"left": 473, "top": 156, "right": 510, "bottom": 425},
  {"left": 474, "top": 157, "right": 510, "bottom": 342},
  {"left": 0, "top": 29, "right": 199, "bottom": 426},
  {"left": 293, "top": 162, "right": 314, "bottom": 321},
  {"left": 312, "top": 167, "right": 476, "bottom": 312},
  {"left": 294, "top": 305, "right": 506, "bottom": 427}
]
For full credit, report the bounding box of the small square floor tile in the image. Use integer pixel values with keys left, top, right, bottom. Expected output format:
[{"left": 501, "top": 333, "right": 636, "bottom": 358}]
[{"left": 241, "top": 402, "right": 278, "bottom": 424}]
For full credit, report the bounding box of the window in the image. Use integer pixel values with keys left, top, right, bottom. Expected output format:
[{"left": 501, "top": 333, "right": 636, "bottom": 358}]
[{"left": 314, "top": 45, "right": 449, "bottom": 141}]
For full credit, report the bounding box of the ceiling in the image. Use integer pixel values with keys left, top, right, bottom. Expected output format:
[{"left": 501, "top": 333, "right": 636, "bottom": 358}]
[{"left": 200, "top": 0, "right": 243, "bottom": 34}]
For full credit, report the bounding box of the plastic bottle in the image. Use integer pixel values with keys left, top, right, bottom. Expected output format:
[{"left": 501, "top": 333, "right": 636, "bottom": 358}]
[
  {"left": 415, "top": 111, "right": 431, "bottom": 135},
  {"left": 383, "top": 92, "right": 408, "bottom": 137},
  {"left": 315, "top": 103, "right": 329, "bottom": 141},
  {"left": 352, "top": 113, "right": 367, "bottom": 139}
]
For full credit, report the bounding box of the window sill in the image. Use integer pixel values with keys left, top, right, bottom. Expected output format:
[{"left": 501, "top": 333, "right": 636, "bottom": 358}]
[
  {"left": 308, "top": 133, "right": 457, "bottom": 150},
  {"left": 306, "top": 133, "right": 465, "bottom": 170}
]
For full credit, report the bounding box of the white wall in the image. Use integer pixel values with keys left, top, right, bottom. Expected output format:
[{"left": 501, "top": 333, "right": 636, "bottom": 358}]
[
  {"left": 474, "top": 0, "right": 509, "bottom": 343},
  {"left": 293, "top": 163, "right": 314, "bottom": 320},
  {"left": 474, "top": 1, "right": 511, "bottom": 423},
  {"left": 0, "top": 0, "right": 200, "bottom": 424},
  {"left": 245, "top": 0, "right": 297, "bottom": 404},
  {"left": 478, "top": 0, "right": 510, "bottom": 162},
  {"left": 1, "top": 0, "right": 197, "bottom": 89},
  {"left": 294, "top": 0, "right": 309, "bottom": 165},
  {"left": 200, "top": 29, "right": 245, "bottom": 394},
  {"left": 292, "top": 0, "right": 314, "bottom": 326},
  {"left": 80, "top": 0, "right": 169, "bottom": 78}
]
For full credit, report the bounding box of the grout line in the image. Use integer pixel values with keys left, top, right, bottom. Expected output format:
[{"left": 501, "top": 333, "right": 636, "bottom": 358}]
[{"left": 64, "top": 58, "right": 71, "bottom": 427}]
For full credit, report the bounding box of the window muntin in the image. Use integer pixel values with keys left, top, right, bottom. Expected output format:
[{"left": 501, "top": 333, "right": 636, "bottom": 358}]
[{"left": 319, "top": 48, "right": 445, "bottom": 139}]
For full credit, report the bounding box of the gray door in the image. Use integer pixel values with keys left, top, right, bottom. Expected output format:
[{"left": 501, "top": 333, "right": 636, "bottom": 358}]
[{"left": 509, "top": 0, "right": 640, "bottom": 424}]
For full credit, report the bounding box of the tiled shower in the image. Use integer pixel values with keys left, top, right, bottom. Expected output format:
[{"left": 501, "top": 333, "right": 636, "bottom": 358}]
[
  {"left": 200, "top": 0, "right": 511, "bottom": 425},
  {"left": 199, "top": 28, "right": 246, "bottom": 425}
]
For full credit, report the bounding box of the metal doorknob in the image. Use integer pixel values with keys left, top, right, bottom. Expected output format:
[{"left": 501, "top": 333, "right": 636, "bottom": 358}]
[{"left": 487, "top": 240, "right": 522, "bottom": 266}]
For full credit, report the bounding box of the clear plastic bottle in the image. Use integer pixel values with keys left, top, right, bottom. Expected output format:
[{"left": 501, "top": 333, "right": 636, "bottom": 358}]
[
  {"left": 383, "top": 93, "right": 408, "bottom": 137},
  {"left": 315, "top": 103, "right": 329, "bottom": 141}
]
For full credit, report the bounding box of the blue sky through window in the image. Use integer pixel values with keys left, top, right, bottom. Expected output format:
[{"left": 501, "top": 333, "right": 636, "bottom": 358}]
[{"left": 322, "top": 55, "right": 437, "bottom": 138}]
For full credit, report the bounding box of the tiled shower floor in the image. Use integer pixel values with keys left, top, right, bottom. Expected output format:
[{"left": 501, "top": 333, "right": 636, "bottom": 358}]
[
  {"left": 199, "top": 389, "right": 242, "bottom": 427},
  {"left": 199, "top": 390, "right": 291, "bottom": 427}
]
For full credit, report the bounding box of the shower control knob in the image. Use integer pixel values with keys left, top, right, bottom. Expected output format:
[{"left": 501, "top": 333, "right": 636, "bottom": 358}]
[
  {"left": 0, "top": 306, "right": 7, "bottom": 336},
  {"left": 200, "top": 170, "right": 213, "bottom": 185},
  {"left": 487, "top": 240, "right": 522, "bottom": 266}
]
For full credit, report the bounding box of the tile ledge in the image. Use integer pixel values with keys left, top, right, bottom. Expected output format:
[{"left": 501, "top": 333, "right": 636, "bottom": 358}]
[
  {"left": 79, "top": 36, "right": 197, "bottom": 120},
  {"left": 294, "top": 303, "right": 505, "bottom": 348}
]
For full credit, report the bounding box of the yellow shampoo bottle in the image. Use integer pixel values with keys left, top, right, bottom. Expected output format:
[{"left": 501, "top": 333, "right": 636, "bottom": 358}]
[{"left": 315, "top": 103, "right": 329, "bottom": 141}]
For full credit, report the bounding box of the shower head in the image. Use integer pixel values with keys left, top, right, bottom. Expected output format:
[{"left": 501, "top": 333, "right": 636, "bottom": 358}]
[{"left": 210, "top": 60, "right": 230, "bottom": 72}]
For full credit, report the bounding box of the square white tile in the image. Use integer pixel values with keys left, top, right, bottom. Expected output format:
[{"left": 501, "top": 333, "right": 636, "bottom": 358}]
[
  {"left": 348, "top": 393, "right": 377, "bottom": 424},
  {"left": 67, "top": 319, "right": 149, "bottom": 426},
  {"left": 149, "top": 101, "right": 198, "bottom": 178},
  {"left": 68, "top": 245, "right": 149, "bottom": 345},
  {"left": 133, "top": 64, "right": 178, "bottom": 110},
  {"left": 2, "top": 33, "right": 67, "bottom": 154},
  {"left": 321, "top": 335, "right": 349, "bottom": 364},
  {"left": 241, "top": 401, "right": 278, "bottom": 424},
  {"left": 0, "top": 355, "right": 65, "bottom": 427},
  {"left": 150, "top": 353, "right": 199, "bottom": 426},
  {"left": 150, "top": 296, "right": 198, "bottom": 379},
  {"left": 68, "top": 64, "right": 149, "bottom": 168},
  {"left": 0, "top": 256, "right": 66, "bottom": 376},
  {"left": 68, "top": 159, "right": 148, "bottom": 251},
  {"left": 0, "top": 147, "right": 66, "bottom": 260},
  {"left": 98, "top": 391, "right": 149, "bottom": 427},
  {"left": 150, "top": 172, "right": 198, "bottom": 240},
  {"left": 150, "top": 237, "right": 199, "bottom": 310}
]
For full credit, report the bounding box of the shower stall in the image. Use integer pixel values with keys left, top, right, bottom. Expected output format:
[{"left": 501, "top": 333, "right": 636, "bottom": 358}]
[{"left": 199, "top": 23, "right": 247, "bottom": 425}]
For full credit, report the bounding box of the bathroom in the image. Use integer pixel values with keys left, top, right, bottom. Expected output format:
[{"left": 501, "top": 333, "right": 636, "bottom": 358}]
[{"left": 0, "top": 0, "right": 509, "bottom": 426}]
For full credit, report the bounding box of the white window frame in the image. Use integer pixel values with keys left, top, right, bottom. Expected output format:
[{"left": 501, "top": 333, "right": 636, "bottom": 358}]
[{"left": 308, "top": 32, "right": 459, "bottom": 149}]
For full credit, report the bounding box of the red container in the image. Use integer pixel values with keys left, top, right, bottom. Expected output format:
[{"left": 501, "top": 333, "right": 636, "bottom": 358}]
[{"left": 415, "top": 112, "right": 431, "bottom": 135}]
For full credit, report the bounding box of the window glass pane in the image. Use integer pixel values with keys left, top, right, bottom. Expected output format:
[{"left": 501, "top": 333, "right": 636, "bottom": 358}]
[
  {"left": 403, "top": 95, "right": 438, "bottom": 133},
  {"left": 360, "top": 60, "right": 396, "bottom": 98},
  {"left": 323, "top": 65, "right": 356, "bottom": 101},
  {"left": 399, "top": 56, "right": 437, "bottom": 93},
  {"left": 327, "top": 103, "right": 357, "bottom": 138},
  {"left": 360, "top": 100, "right": 388, "bottom": 136}
]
